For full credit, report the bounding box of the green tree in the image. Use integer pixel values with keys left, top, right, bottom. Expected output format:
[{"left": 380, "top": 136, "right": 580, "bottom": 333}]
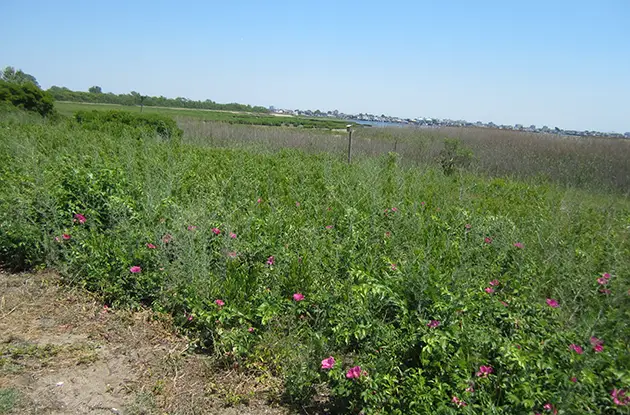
[
  {"left": 88, "top": 86, "right": 102, "bottom": 94},
  {"left": 1, "top": 66, "right": 40, "bottom": 88},
  {"left": 0, "top": 80, "right": 55, "bottom": 116}
]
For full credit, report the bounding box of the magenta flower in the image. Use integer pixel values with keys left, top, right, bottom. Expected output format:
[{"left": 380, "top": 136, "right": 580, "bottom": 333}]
[
  {"left": 465, "top": 384, "right": 475, "bottom": 393},
  {"left": 257, "top": 198, "right": 262, "bottom": 204},
  {"left": 602, "top": 272, "right": 611, "bottom": 280},
  {"left": 73, "top": 213, "right": 86, "bottom": 224},
  {"left": 420, "top": 201, "right": 426, "bottom": 206},
  {"left": 129, "top": 266, "right": 141, "bottom": 273},
  {"left": 612, "top": 388, "right": 630, "bottom": 406},
  {"left": 325, "top": 225, "right": 333, "bottom": 229},
  {"left": 390, "top": 263, "right": 397, "bottom": 271},
  {"left": 248, "top": 327, "right": 255, "bottom": 333},
  {"left": 162, "top": 234, "right": 172, "bottom": 244},
  {"left": 391, "top": 207, "right": 398, "bottom": 212},
  {"left": 590, "top": 336, "right": 604, "bottom": 352},
  {"left": 187, "top": 315, "right": 193, "bottom": 321},
  {"left": 346, "top": 366, "right": 365, "bottom": 379},
  {"left": 427, "top": 320, "right": 440, "bottom": 328},
  {"left": 212, "top": 227, "right": 221, "bottom": 235},
  {"left": 146, "top": 243, "right": 156, "bottom": 249},
  {"left": 476, "top": 365, "right": 493, "bottom": 377},
  {"left": 570, "top": 376, "right": 578, "bottom": 383},
  {"left": 321, "top": 356, "right": 335, "bottom": 370},
  {"left": 513, "top": 242, "right": 524, "bottom": 249},
  {"left": 594, "top": 344, "right": 604, "bottom": 352},
  {"left": 227, "top": 251, "right": 237, "bottom": 258},
  {"left": 451, "top": 396, "right": 467, "bottom": 407},
  {"left": 465, "top": 223, "right": 471, "bottom": 230},
  {"left": 229, "top": 232, "right": 237, "bottom": 239},
  {"left": 597, "top": 277, "right": 608, "bottom": 285},
  {"left": 293, "top": 293, "right": 305, "bottom": 301},
  {"left": 599, "top": 288, "right": 612, "bottom": 295},
  {"left": 569, "top": 344, "right": 584, "bottom": 354},
  {"left": 54, "top": 236, "right": 61, "bottom": 242},
  {"left": 62, "top": 233, "right": 71, "bottom": 240},
  {"left": 485, "top": 287, "right": 495, "bottom": 294},
  {"left": 484, "top": 237, "right": 493, "bottom": 244},
  {"left": 489, "top": 279, "right": 500, "bottom": 286},
  {"left": 546, "top": 298, "right": 559, "bottom": 308},
  {"left": 215, "top": 299, "right": 225, "bottom": 307},
  {"left": 543, "top": 403, "right": 558, "bottom": 413},
  {"left": 266, "top": 256, "right": 275, "bottom": 266},
  {"left": 187, "top": 225, "right": 197, "bottom": 231},
  {"left": 295, "top": 201, "right": 300, "bottom": 207}
]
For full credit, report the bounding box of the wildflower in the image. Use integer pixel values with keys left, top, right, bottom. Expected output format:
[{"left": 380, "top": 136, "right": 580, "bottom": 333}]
[
  {"left": 187, "top": 225, "right": 197, "bottom": 231},
  {"left": 187, "top": 315, "right": 193, "bottom": 321},
  {"left": 73, "top": 213, "right": 86, "bottom": 224},
  {"left": 484, "top": 237, "right": 492, "bottom": 244},
  {"left": 570, "top": 377, "right": 578, "bottom": 383},
  {"left": 590, "top": 337, "right": 604, "bottom": 352},
  {"left": 293, "top": 293, "right": 305, "bottom": 301},
  {"left": 600, "top": 288, "right": 612, "bottom": 294},
  {"left": 602, "top": 272, "right": 611, "bottom": 280},
  {"left": 465, "top": 384, "right": 474, "bottom": 393},
  {"left": 212, "top": 227, "right": 221, "bottom": 235},
  {"left": 476, "top": 365, "right": 493, "bottom": 377},
  {"left": 321, "top": 356, "right": 335, "bottom": 370},
  {"left": 227, "top": 251, "right": 237, "bottom": 258},
  {"left": 485, "top": 287, "right": 495, "bottom": 294},
  {"left": 451, "top": 396, "right": 467, "bottom": 407},
  {"left": 611, "top": 388, "right": 629, "bottom": 406},
  {"left": 465, "top": 223, "right": 471, "bottom": 230},
  {"left": 325, "top": 225, "right": 333, "bottom": 229},
  {"left": 546, "top": 298, "right": 559, "bottom": 308},
  {"left": 266, "top": 256, "right": 275, "bottom": 266},
  {"left": 54, "top": 236, "right": 60, "bottom": 242},
  {"left": 597, "top": 277, "right": 608, "bottom": 285},
  {"left": 489, "top": 279, "right": 500, "bottom": 286},
  {"left": 390, "top": 263, "right": 397, "bottom": 271},
  {"left": 129, "top": 266, "right": 141, "bottom": 273},
  {"left": 513, "top": 242, "right": 524, "bottom": 249},
  {"left": 146, "top": 243, "right": 156, "bottom": 249},
  {"left": 346, "top": 366, "right": 365, "bottom": 379},
  {"left": 229, "top": 232, "right": 237, "bottom": 239},
  {"left": 215, "top": 299, "right": 225, "bottom": 307},
  {"left": 427, "top": 320, "right": 440, "bottom": 328},
  {"left": 62, "top": 233, "right": 71, "bottom": 240},
  {"left": 295, "top": 201, "right": 300, "bottom": 207},
  {"left": 391, "top": 207, "right": 398, "bottom": 212},
  {"left": 248, "top": 327, "right": 255, "bottom": 333},
  {"left": 162, "top": 234, "right": 172, "bottom": 244},
  {"left": 569, "top": 344, "right": 584, "bottom": 354},
  {"left": 594, "top": 344, "right": 604, "bottom": 352},
  {"left": 384, "top": 231, "right": 391, "bottom": 238},
  {"left": 257, "top": 198, "right": 262, "bottom": 203},
  {"left": 543, "top": 403, "right": 558, "bottom": 413}
]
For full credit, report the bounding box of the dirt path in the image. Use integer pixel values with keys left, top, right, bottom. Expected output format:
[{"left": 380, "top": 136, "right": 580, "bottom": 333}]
[{"left": 0, "top": 271, "right": 289, "bottom": 415}]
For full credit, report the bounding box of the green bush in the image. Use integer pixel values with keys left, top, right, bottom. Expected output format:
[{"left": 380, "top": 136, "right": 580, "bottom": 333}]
[
  {"left": 74, "top": 110, "right": 183, "bottom": 140},
  {"left": 0, "top": 80, "right": 55, "bottom": 117},
  {"left": 439, "top": 138, "right": 474, "bottom": 175}
]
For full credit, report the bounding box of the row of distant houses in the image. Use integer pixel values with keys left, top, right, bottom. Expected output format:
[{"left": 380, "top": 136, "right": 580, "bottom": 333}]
[{"left": 269, "top": 107, "right": 629, "bottom": 139}]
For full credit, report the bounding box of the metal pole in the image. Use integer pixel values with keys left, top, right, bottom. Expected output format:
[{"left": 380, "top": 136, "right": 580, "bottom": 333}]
[{"left": 347, "top": 125, "right": 353, "bottom": 164}]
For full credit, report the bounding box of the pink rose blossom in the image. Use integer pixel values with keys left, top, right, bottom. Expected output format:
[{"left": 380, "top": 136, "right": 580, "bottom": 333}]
[
  {"left": 484, "top": 237, "right": 492, "bottom": 244},
  {"left": 266, "top": 256, "right": 275, "bottom": 266},
  {"left": 451, "top": 395, "right": 467, "bottom": 407},
  {"left": 476, "top": 365, "right": 493, "bottom": 377},
  {"left": 293, "top": 293, "right": 305, "bottom": 301},
  {"left": 489, "top": 279, "right": 500, "bottom": 286},
  {"left": 187, "top": 225, "right": 197, "bottom": 231},
  {"left": 62, "top": 233, "right": 71, "bottom": 240},
  {"left": 248, "top": 327, "right": 255, "bottom": 333},
  {"left": 212, "top": 227, "right": 221, "bottom": 235},
  {"left": 569, "top": 344, "right": 584, "bottom": 354},
  {"left": 346, "top": 366, "right": 365, "bottom": 379},
  {"left": 215, "top": 299, "right": 225, "bottom": 307},
  {"left": 129, "top": 266, "right": 141, "bottom": 273},
  {"left": 485, "top": 287, "right": 495, "bottom": 294},
  {"left": 73, "top": 213, "right": 86, "bottom": 224},
  {"left": 546, "top": 298, "right": 559, "bottom": 308},
  {"left": 612, "top": 388, "right": 630, "bottom": 406},
  {"left": 513, "top": 242, "right": 524, "bottom": 249},
  {"left": 321, "top": 356, "right": 335, "bottom": 369},
  {"left": 597, "top": 277, "right": 609, "bottom": 285},
  {"left": 229, "top": 232, "right": 237, "bottom": 239},
  {"left": 427, "top": 320, "right": 440, "bottom": 328},
  {"left": 146, "top": 243, "right": 156, "bottom": 249},
  {"left": 602, "top": 272, "right": 611, "bottom": 280}
]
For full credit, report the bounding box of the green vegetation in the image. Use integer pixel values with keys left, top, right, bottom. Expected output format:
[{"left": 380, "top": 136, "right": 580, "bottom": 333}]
[
  {"left": 0, "top": 388, "right": 19, "bottom": 414},
  {"left": 1, "top": 110, "right": 629, "bottom": 414},
  {"left": 0, "top": 80, "right": 55, "bottom": 118},
  {"left": 75, "top": 110, "right": 183, "bottom": 140},
  {"left": 56, "top": 101, "right": 355, "bottom": 129}
]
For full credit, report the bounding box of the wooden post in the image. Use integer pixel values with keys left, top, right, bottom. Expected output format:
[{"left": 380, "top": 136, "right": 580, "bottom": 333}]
[{"left": 346, "top": 125, "right": 353, "bottom": 164}]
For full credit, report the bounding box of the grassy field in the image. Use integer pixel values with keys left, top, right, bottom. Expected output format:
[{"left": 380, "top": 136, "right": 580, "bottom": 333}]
[
  {"left": 55, "top": 101, "right": 356, "bottom": 130},
  {"left": 1, "top": 112, "right": 629, "bottom": 414}
]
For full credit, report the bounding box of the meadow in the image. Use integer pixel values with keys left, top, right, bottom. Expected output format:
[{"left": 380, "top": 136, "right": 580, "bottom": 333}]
[{"left": 1, "top": 108, "right": 629, "bottom": 414}]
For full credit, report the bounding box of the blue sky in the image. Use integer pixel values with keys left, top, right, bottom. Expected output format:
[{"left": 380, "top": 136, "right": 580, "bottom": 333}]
[{"left": 2, "top": 0, "right": 629, "bottom": 132}]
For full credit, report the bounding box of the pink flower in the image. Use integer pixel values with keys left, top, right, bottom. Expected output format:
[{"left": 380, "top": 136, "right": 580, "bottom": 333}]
[
  {"left": 227, "top": 251, "right": 237, "bottom": 258},
  {"left": 590, "top": 336, "right": 603, "bottom": 346},
  {"left": 229, "top": 232, "right": 237, "bottom": 239},
  {"left": 54, "top": 236, "right": 60, "bottom": 242},
  {"left": 266, "top": 256, "right": 275, "bottom": 266},
  {"left": 489, "top": 279, "right": 500, "bottom": 286},
  {"left": 212, "top": 227, "right": 221, "bottom": 235},
  {"left": 293, "top": 293, "right": 305, "bottom": 301},
  {"left": 325, "top": 225, "right": 333, "bottom": 229},
  {"left": 129, "top": 266, "right": 141, "bottom": 273},
  {"left": 73, "top": 213, "right": 86, "bottom": 224},
  {"left": 465, "top": 385, "right": 475, "bottom": 393},
  {"left": 570, "top": 376, "right": 578, "bottom": 383},
  {"left": 248, "top": 327, "right": 255, "bottom": 333},
  {"left": 391, "top": 207, "right": 398, "bottom": 212},
  {"left": 257, "top": 198, "right": 262, "bottom": 204},
  {"left": 594, "top": 344, "right": 604, "bottom": 352},
  {"left": 321, "top": 356, "right": 335, "bottom": 370},
  {"left": 215, "top": 299, "right": 225, "bottom": 307},
  {"left": 597, "top": 277, "right": 608, "bottom": 285},
  {"left": 485, "top": 287, "right": 495, "bottom": 294},
  {"left": 146, "top": 243, "right": 156, "bottom": 249},
  {"left": 612, "top": 388, "right": 630, "bottom": 406},
  {"left": 390, "top": 263, "right": 397, "bottom": 271},
  {"left": 569, "top": 344, "right": 584, "bottom": 354},
  {"left": 500, "top": 301, "right": 509, "bottom": 307},
  {"left": 451, "top": 396, "right": 467, "bottom": 407},
  {"left": 546, "top": 298, "right": 559, "bottom": 308},
  {"left": 465, "top": 224, "right": 472, "bottom": 230},
  {"left": 384, "top": 231, "right": 391, "bottom": 238},
  {"left": 484, "top": 237, "right": 492, "bottom": 244},
  {"left": 346, "top": 366, "right": 365, "bottom": 379},
  {"left": 420, "top": 201, "right": 426, "bottom": 206},
  {"left": 187, "top": 315, "right": 193, "bottom": 321},
  {"left": 162, "top": 234, "right": 172, "bottom": 244},
  {"left": 476, "top": 365, "right": 493, "bottom": 377},
  {"left": 427, "top": 320, "right": 440, "bottom": 328},
  {"left": 187, "top": 225, "right": 197, "bottom": 231},
  {"left": 602, "top": 272, "right": 611, "bottom": 280},
  {"left": 295, "top": 201, "right": 300, "bottom": 207},
  {"left": 513, "top": 242, "right": 524, "bottom": 249},
  {"left": 62, "top": 233, "right": 71, "bottom": 240},
  {"left": 599, "top": 288, "right": 612, "bottom": 295},
  {"left": 543, "top": 403, "right": 552, "bottom": 410}
]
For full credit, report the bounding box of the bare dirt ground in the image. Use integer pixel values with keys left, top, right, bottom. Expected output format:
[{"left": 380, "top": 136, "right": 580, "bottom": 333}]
[{"left": 0, "top": 271, "right": 290, "bottom": 415}]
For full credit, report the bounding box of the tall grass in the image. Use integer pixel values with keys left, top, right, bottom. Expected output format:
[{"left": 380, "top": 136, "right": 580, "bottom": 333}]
[{"left": 1, "top": 117, "right": 629, "bottom": 413}]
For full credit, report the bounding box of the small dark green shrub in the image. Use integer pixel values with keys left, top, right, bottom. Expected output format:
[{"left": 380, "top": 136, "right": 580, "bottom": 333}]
[
  {"left": 0, "top": 80, "right": 55, "bottom": 117},
  {"left": 74, "top": 110, "right": 183, "bottom": 139}
]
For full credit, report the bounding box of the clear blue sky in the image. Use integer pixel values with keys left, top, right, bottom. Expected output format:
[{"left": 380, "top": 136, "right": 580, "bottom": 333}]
[{"left": 2, "top": 0, "right": 629, "bottom": 132}]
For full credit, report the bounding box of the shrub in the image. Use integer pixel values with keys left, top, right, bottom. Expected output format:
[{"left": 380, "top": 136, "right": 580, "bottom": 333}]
[
  {"left": 439, "top": 138, "right": 474, "bottom": 175},
  {"left": 74, "top": 110, "right": 183, "bottom": 140},
  {"left": 0, "top": 80, "right": 55, "bottom": 117}
]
